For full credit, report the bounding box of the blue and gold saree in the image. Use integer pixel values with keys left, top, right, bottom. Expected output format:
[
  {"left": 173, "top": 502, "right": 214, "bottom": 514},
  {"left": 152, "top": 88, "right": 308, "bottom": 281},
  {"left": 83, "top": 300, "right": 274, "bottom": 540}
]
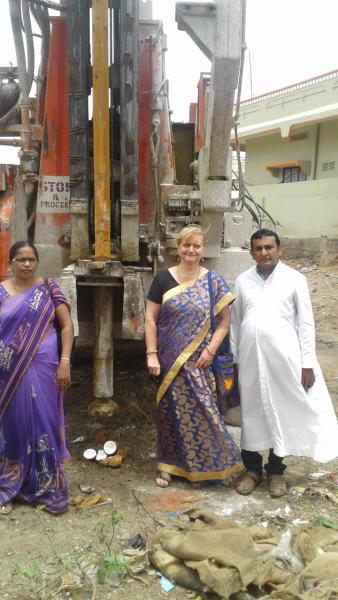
[{"left": 156, "top": 270, "right": 242, "bottom": 482}]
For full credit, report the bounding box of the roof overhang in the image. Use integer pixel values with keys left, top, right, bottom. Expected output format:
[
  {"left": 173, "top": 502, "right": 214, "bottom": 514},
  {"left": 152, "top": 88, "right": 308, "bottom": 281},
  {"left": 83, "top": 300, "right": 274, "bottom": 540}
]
[{"left": 233, "top": 102, "right": 338, "bottom": 141}]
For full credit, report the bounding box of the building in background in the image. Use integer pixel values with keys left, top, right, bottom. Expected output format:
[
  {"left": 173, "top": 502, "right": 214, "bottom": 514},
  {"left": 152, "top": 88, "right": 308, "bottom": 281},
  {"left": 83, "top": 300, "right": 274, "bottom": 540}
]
[{"left": 232, "top": 69, "right": 338, "bottom": 248}]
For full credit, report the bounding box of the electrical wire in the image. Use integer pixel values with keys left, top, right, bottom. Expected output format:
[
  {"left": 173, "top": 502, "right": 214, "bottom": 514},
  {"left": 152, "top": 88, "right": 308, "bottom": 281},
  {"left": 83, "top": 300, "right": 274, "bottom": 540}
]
[
  {"left": 232, "top": 171, "right": 277, "bottom": 229},
  {"left": 232, "top": 0, "right": 276, "bottom": 231}
]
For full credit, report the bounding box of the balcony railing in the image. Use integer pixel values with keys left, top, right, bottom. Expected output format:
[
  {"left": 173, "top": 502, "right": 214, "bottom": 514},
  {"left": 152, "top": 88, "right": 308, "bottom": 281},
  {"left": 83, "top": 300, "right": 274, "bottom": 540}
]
[{"left": 240, "top": 69, "right": 338, "bottom": 108}]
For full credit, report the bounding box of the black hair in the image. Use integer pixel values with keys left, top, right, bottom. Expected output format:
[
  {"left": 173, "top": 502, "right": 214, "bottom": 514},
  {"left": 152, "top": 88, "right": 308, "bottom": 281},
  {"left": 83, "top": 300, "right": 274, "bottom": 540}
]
[
  {"left": 9, "top": 241, "right": 39, "bottom": 262},
  {"left": 251, "top": 229, "right": 280, "bottom": 249}
]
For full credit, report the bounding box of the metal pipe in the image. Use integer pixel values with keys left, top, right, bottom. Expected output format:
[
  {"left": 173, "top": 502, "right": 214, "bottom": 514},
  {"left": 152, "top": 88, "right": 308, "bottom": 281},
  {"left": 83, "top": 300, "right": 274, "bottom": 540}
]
[
  {"left": 92, "top": 0, "right": 111, "bottom": 259},
  {"left": 21, "top": 0, "right": 35, "bottom": 94},
  {"left": 9, "top": 0, "right": 31, "bottom": 151},
  {"left": 67, "top": 0, "right": 90, "bottom": 259},
  {"left": 9, "top": 1, "right": 28, "bottom": 97},
  {"left": 22, "top": 0, "right": 67, "bottom": 11},
  {"left": 93, "top": 287, "right": 114, "bottom": 399},
  {"left": 0, "top": 139, "right": 22, "bottom": 146},
  {"left": 311, "top": 123, "right": 320, "bottom": 181},
  {"left": 30, "top": 2, "right": 50, "bottom": 125}
]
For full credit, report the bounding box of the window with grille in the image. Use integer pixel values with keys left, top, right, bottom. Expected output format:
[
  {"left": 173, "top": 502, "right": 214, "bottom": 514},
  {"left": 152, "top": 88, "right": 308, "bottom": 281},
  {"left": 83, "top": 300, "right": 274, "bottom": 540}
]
[
  {"left": 282, "top": 166, "right": 306, "bottom": 183},
  {"left": 321, "top": 161, "right": 335, "bottom": 172}
]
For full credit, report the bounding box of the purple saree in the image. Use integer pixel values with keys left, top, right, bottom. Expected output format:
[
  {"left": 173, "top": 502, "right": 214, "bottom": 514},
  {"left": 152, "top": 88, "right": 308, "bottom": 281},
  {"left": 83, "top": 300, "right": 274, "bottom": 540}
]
[
  {"left": 0, "top": 280, "right": 70, "bottom": 512},
  {"left": 156, "top": 271, "right": 242, "bottom": 482}
]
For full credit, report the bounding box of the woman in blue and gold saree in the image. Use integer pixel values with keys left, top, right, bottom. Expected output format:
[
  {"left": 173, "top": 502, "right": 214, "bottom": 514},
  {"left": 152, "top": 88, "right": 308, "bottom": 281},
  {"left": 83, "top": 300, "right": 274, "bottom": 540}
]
[{"left": 145, "top": 226, "right": 242, "bottom": 487}]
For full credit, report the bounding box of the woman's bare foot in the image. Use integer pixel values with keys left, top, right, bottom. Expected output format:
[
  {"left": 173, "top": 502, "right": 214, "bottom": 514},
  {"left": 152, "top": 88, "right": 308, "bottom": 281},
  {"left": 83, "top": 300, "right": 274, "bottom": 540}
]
[{"left": 155, "top": 472, "right": 171, "bottom": 488}]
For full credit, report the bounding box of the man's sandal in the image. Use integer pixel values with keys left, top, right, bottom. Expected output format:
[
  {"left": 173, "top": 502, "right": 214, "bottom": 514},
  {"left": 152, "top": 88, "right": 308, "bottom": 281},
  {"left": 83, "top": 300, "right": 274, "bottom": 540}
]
[
  {"left": 268, "top": 475, "right": 287, "bottom": 498},
  {"left": 0, "top": 502, "right": 12, "bottom": 515},
  {"left": 235, "top": 471, "right": 262, "bottom": 495},
  {"left": 155, "top": 472, "right": 171, "bottom": 488}
]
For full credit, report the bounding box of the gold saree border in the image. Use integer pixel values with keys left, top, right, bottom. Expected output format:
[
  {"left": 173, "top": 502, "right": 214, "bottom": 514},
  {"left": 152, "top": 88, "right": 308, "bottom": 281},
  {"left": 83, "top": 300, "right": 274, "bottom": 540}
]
[
  {"left": 157, "top": 461, "right": 243, "bottom": 481},
  {"left": 157, "top": 291, "right": 234, "bottom": 404},
  {"left": 162, "top": 273, "right": 206, "bottom": 305}
]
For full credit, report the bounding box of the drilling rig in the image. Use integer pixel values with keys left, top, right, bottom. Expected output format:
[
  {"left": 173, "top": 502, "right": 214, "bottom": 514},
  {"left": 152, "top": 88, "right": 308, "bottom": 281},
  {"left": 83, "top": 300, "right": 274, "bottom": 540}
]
[{"left": 0, "top": 0, "right": 250, "bottom": 403}]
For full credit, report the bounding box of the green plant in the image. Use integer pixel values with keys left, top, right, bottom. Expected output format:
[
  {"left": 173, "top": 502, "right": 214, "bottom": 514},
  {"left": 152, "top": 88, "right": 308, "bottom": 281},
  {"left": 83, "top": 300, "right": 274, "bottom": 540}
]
[
  {"left": 93, "top": 506, "right": 124, "bottom": 555},
  {"left": 96, "top": 553, "right": 129, "bottom": 584},
  {"left": 12, "top": 556, "right": 43, "bottom": 585},
  {"left": 91, "top": 506, "right": 129, "bottom": 585}
]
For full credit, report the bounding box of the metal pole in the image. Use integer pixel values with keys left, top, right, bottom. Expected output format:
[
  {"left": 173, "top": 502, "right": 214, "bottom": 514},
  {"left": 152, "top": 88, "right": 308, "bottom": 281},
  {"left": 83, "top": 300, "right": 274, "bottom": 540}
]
[
  {"left": 67, "top": 0, "right": 90, "bottom": 259},
  {"left": 92, "top": 0, "right": 111, "bottom": 259},
  {"left": 93, "top": 287, "right": 114, "bottom": 399},
  {"left": 23, "top": 0, "right": 67, "bottom": 12}
]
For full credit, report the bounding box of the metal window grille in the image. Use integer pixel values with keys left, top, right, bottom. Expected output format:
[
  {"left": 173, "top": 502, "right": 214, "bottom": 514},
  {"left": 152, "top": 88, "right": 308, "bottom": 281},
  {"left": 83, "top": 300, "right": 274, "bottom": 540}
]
[
  {"left": 321, "top": 161, "right": 336, "bottom": 172},
  {"left": 282, "top": 166, "right": 306, "bottom": 183}
]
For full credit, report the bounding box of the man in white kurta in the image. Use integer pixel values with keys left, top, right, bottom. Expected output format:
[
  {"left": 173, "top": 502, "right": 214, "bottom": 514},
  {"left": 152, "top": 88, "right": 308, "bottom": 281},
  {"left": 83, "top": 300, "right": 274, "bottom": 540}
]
[{"left": 231, "top": 229, "right": 338, "bottom": 497}]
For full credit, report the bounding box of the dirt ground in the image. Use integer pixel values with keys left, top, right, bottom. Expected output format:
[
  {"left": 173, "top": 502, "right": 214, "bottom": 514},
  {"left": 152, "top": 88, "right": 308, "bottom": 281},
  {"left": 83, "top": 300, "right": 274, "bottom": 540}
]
[{"left": 1, "top": 256, "right": 338, "bottom": 600}]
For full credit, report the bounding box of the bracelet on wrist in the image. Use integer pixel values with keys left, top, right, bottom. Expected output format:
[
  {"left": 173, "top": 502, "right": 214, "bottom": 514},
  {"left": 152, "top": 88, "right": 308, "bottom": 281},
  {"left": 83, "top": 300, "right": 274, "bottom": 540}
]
[
  {"left": 60, "top": 357, "right": 70, "bottom": 361},
  {"left": 146, "top": 350, "right": 158, "bottom": 355},
  {"left": 206, "top": 346, "right": 216, "bottom": 356}
]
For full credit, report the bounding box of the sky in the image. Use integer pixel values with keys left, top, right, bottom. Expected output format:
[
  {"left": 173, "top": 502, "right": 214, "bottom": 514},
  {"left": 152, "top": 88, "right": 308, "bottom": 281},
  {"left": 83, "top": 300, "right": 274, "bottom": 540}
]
[{"left": 1, "top": 0, "right": 338, "bottom": 164}]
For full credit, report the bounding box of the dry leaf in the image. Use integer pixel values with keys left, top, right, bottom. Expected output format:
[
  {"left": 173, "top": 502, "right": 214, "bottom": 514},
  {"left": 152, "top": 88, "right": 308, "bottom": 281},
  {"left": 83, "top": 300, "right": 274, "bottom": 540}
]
[
  {"left": 69, "top": 495, "right": 85, "bottom": 506},
  {"left": 77, "top": 493, "right": 106, "bottom": 511}
]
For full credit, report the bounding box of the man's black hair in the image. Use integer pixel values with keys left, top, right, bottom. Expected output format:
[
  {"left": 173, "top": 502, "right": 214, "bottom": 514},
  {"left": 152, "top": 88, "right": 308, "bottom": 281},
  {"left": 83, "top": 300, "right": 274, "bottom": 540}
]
[{"left": 251, "top": 229, "right": 280, "bottom": 249}]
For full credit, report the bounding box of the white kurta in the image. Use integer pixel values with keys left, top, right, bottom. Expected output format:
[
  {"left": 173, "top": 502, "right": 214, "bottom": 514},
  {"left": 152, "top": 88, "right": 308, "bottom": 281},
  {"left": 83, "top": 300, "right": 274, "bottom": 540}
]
[{"left": 230, "top": 261, "right": 338, "bottom": 462}]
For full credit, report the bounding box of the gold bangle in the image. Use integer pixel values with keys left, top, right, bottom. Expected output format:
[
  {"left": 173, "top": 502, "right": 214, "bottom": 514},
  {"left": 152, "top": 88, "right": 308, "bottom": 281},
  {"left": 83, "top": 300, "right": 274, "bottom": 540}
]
[
  {"left": 146, "top": 350, "right": 158, "bottom": 355},
  {"left": 206, "top": 346, "right": 216, "bottom": 356}
]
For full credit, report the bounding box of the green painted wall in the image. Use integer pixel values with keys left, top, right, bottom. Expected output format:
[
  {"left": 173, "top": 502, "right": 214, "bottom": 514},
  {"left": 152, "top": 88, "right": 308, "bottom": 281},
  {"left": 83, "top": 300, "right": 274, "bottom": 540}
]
[
  {"left": 245, "top": 119, "right": 338, "bottom": 186},
  {"left": 316, "top": 119, "right": 338, "bottom": 179},
  {"left": 248, "top": 178, "right": 338, "bottom": 238}
]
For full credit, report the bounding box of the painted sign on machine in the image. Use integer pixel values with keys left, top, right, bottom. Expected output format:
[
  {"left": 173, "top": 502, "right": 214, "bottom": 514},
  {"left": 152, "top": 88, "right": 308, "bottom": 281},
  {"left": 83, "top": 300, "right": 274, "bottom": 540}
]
[{"left": 37, "top": 176, "right": 70, "bottom": 213}]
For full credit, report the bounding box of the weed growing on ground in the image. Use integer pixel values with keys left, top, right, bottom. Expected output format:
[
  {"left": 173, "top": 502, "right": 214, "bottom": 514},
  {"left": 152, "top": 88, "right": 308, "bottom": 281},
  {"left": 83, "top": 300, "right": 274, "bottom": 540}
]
[
  {"left": 11, "top": 504, "right": 130, "bottom": 598},
  {"left": 96, "top": 552, "right": 129, "bottom": 584},
  {"left": 12, "top": 556, "right": 43, "bottom": 586},
  {"left": 92, "top": 506, "right": 129, "bottom": 584}
]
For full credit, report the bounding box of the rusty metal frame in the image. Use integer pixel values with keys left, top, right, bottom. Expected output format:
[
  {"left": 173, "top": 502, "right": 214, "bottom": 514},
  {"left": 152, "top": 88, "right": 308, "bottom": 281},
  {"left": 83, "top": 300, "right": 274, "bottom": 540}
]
[
  {"left": 120, "top": 0, "right": 139, "bottom": 261},
  {"left": 67, "top": 0, "right": 90, "bottom": 259}
]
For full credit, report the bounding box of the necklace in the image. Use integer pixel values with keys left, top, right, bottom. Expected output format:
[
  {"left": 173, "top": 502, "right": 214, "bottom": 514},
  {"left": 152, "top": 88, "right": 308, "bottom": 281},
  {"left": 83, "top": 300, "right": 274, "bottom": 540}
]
[
  {"left": 12, "top": 278, "right": 17, "bottom": 293},
  {"left": 177, "top": 265, "right": 201, "bottom": 283}
]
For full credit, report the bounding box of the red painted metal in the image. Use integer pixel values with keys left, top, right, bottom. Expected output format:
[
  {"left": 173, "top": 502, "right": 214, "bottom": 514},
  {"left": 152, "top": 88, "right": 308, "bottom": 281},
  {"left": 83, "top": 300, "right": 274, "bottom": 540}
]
[
  {"left": 34, "top": 17, "right": 70, "bottom": 251},
  {"left": 0, "top": 166, "right": 15, "bottom": 281},
  {"left": 195, "top": 72, "right": 210, "bottom": 152},
  {"left": 189, "top": 102, "right": 197, "bottom": 126}
]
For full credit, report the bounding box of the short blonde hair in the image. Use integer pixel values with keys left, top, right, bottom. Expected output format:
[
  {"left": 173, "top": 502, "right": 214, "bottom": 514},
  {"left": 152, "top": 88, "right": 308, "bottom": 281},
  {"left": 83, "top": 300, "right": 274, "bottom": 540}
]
[{"left": 175, "top": 225, "right": 205, "bottom": 246}]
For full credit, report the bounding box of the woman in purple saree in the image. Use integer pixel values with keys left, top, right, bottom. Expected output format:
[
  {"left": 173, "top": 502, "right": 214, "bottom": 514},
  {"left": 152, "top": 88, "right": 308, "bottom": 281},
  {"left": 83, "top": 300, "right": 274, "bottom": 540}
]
[
  {"left": 0, "top": 242, "right": 74, "bottom": 514},
  {"left": 145, "top": 226, "right": 242, "bottom": 487}
]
